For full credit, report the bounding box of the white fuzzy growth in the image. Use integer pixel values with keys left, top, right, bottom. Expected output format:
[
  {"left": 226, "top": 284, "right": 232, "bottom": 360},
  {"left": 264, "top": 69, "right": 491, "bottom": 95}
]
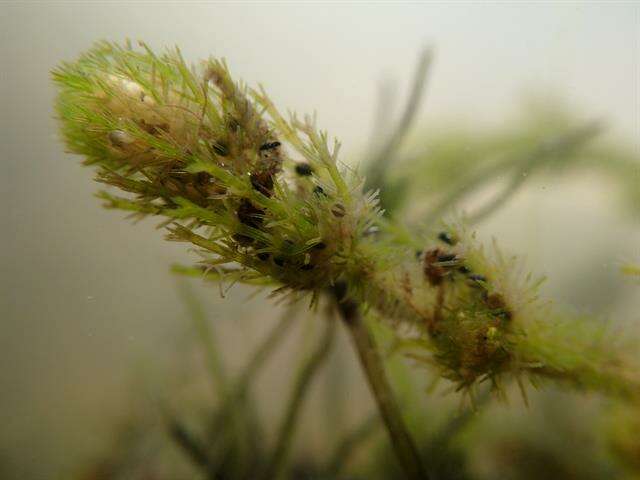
[{"left": 98, "top": 73, "right": 203, "bottom": 151}]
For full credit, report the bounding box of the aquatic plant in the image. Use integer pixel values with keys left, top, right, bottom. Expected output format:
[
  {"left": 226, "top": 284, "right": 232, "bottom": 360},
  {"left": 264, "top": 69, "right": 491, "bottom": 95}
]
[{"left": 53, "top": 41, "right": 639, "bottom": 480}]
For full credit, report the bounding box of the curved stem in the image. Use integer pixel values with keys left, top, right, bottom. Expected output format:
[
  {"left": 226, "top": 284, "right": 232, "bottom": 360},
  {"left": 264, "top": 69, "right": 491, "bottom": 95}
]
[
  {"left": 166, "top": 415, "right": 222, "bottom": 480},
  {"left": 178, "top": 281, "right": 228, "bottom": 392},
  {"left": 334, "top": 286, "right": 429, "bottom": 480},
  {"left": 205, "top": 306, "right": 299, "bottom": 474},
  {"left": 210, "top": 305, "right": 299, "bottom": 435},
  {"left": 326, "top": 413, "right": 380, "bottom": 476},
  {"left": 421, "top": 120, "right": 602, "bottom": 226},
  {"left": 366, "top": 48, "right": 433, "bottom": 194},
  {"left": 260, "top": 313, "right": 336, "bottom": 480},
  {"left": 468, "top": 121, "right": 603, "bottom": 224},
  {"left": 237, "top": 305, "right": 300, "bottom": 392}
]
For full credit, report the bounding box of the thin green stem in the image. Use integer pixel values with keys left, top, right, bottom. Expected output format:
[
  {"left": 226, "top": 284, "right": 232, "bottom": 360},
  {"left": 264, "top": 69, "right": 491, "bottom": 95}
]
[
  {"left": 178, "top": 281, "right": 228, "bottom": 392},
  {"left": 468, "top": 121, "right": 603, "bottom": 224},
  {"left": 366, "top": 48, "right": 433, "bottom": 194},
  {"left": 431, "top": 387, "right": 490, "bottom": 448},
  {"left": 237, "top": 305, "right": 300, "bottom": 393},
  {"left": 334, "top": 285, "right": 429, "bottom": 480},
  {"left": 206, "top": 306, "right": 298, "bottom": 445},
  {"left": 326, "top": 413, "right": 380, "bottom": 476},
  {"left": 421, "top": 121, "right": 603, "bottom": 226},
  {"left": 166, "top": 416, "right": 222, "bottom": 480},
  {"left": 260, "top": 314, "right": 337, "bottom": 480},
  {"left": 177, "top": 281, "right": 246, "bottom": 475}
]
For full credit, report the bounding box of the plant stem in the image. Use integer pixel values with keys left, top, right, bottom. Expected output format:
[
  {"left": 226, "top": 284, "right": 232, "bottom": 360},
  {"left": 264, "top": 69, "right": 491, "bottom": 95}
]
[
  {"left": 260, "top": 313, "right": 336, "bottom": 480},
  {"left": 178, "top": 281, "right": 247, "bottom": 476},
  {"left": 326, "top": 413, "right": 380, "bottom": 476},
  {"left": 366, "top": 48, "right": 433, "bottom": 194},
  {"left": 206, "top": 306, "right": 298, "bottom": 443},
  {"left": 237, "top": 305, "right": 300, "bottom": 393},
  {"left": 421, "top": 121, "right": 602, "bottom": 226},
  {"left": 467, "top": 121, "right": 603, "bottom": 224},
  {"left": 178, "top": 281, "right": 228, "bottom": 392},
  {"left": 334, "top": 285, "right": 429, "bottom": 480},
  {"left": 167, "top": 417, "right": 222, "bottom": 480}
]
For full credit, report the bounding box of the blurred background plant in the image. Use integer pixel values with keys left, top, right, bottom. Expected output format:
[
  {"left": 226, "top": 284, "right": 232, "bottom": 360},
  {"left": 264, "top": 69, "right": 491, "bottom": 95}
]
[{"left": 2, "top": 3, "right": 639, "bottom": 480}]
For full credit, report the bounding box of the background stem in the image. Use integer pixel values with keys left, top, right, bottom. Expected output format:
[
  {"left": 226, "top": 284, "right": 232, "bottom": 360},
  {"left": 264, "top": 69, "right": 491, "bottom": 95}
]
[
  {"left": 260, "top": 313, "right": 336, "bottom": 480},
  {"left": 326, "top": 413, "right": 380, "bottom": 476}
]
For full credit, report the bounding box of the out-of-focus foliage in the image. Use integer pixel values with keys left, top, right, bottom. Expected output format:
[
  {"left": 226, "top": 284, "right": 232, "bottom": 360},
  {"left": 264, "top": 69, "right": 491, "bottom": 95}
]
[
  {"left": 621, "top": 263, "right": 640, "bottom": 280},
  {"left": 381, "top": 100, "right": 640, "bottom": 223}
]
